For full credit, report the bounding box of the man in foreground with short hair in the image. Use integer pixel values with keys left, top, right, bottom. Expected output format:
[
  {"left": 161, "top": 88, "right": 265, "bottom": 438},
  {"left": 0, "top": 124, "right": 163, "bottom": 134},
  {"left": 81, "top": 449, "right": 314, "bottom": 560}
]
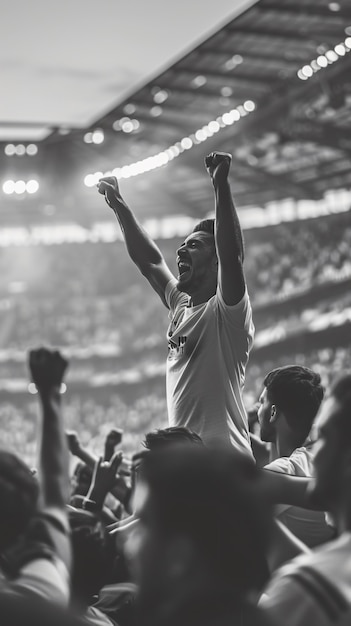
[
  {"left": 258, "top": 365, "right": 334, "bottom": 548},
  {"left": 97, "top": 152, "right": 254, "bottom": 454},
  {"left": 126, "top": 446, "right": 273, "bottom": 626},
  {"left": 260, "top": 372, "right": 351, "bottom": 626}
]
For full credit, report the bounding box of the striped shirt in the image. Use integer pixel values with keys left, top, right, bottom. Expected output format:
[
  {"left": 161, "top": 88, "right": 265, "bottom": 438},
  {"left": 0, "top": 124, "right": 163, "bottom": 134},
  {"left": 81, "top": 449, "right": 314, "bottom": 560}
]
[{"left": 260, "top": 533, "right": 351, "bottom": 626}]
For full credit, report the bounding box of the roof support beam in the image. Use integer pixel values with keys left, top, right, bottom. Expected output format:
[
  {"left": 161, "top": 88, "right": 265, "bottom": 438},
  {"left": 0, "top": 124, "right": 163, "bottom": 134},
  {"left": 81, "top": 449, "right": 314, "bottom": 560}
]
[
  {"left": 193, "top": 54, "right": 350, "bottom": 150},
  {"left": 229, "top": 156, "right": 318, "bottom": 199},
  {"left": 257, "top": 2, "right": 351, "bottom": 20},
  {"left": 201, "top": 47, "right": 302, "bottom": 66},
  {"left": 190, "top": 151, "right": 317, "bottom": 199},
  {"left": 170, "top": 66, "right": 277, "bottom": 87},
  {"left": 280, "top": 121, "right": 351, "bottom": 155},
  {"left": 226, "top": 26, "right": 340, "bottom": 46}
]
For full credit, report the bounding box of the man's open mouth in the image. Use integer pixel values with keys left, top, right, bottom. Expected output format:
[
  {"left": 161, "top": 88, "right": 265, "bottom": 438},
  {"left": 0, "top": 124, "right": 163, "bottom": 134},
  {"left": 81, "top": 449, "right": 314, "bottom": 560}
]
[{"left": 178, "top": 261, "right": 192, "bottom": 279}]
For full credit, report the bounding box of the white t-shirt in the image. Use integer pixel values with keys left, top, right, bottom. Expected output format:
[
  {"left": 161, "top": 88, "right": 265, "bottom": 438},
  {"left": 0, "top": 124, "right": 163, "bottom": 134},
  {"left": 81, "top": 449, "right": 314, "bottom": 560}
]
[
  {"left": 165, "top": 280, "right": 254, "bottom": 454},
  {"left": 260, "top": 533, "right": 351, "bottom": 626},
  {"left": 265, "top": 446, "right": 335, "bottom": 547}
]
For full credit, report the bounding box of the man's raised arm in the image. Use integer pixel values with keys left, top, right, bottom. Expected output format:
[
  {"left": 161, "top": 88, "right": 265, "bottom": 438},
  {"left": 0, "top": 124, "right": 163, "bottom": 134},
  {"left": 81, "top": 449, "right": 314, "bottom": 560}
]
[
  {"left": 97, "top": 176, "right": 174, "bottom": 307},
  {"left": 205, "top": 152, "right": 245, "bottom": 306},
  {"left": 28, "top": 348, "right": 71, "bottom": 574},
  {"left": 29, "top": 348, "right": 69, "bottom": 510}
]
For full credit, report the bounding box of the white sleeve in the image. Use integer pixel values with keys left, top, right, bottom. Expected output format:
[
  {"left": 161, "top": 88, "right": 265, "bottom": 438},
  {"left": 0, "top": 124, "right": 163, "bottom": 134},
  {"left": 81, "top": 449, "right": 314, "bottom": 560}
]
[
  {"left": 265, "top": 457, "right": 295, "bottom": 474},
  {"left": 263, "top": 459, "right": 296, "bottom": 516},
  {"left": 216, "top": 286, "right": 255, "bottom": 335}
]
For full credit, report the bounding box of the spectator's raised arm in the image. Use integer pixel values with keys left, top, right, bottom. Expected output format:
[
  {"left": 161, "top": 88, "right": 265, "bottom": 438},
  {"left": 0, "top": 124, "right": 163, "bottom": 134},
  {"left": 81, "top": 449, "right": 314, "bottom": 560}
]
[
  {"left": 66, "top": 431, "right": 97, "bottom": 469},
  {"left": 5, "top": 348, "right": 72, "bottom": 604},
  {"left": 29, "top": 348, "right": 69, "bottom": 510},
  {"left": 104, "top": 428, "right": 123, "bottom": 462},
  {"left": 260, "top": 468, "right": 314, "bottom": 509},
  {"left": 84, "top": 452, "right": 123, "bottom": 513},
  {"left": 205, "top": 152, "right": 246, "bottom": 306},
  {"left": 97, "top": 176, "right": 174, "bottom": 307}
]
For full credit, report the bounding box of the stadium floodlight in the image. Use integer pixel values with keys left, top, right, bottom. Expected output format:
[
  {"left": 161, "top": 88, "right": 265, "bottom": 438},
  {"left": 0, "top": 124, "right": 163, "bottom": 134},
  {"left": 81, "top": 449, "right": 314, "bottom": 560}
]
[{"left": 3, "top": 180, "right": 15, "bottom": 194}]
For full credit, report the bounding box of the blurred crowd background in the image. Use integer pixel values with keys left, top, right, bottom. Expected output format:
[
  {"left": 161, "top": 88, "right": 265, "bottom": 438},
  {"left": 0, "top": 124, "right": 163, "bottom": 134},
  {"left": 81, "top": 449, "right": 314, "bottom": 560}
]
[{"left": 0, "top": 208, "right": 350, "bottom": 466}]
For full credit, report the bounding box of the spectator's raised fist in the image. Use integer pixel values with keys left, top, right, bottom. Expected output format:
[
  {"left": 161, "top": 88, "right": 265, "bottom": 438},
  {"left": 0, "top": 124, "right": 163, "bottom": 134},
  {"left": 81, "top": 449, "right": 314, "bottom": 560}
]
[
  {"left": 28, "top": 348, "right": 68, "bottom": 391},
  {"left": 97, "top": 176, "right": 125, "bottom": 212},
  {"left": 104, "top": 428, "right": 123, "bottom": 461},
  {"left": 204, "top": 151, "right": 232, "bottom": 185},
  {"left": 66, "top": 431, "right": 81, "bottom": 456},
  {"left": 105, "top": 428, "right": 123, "bottom": 448}
]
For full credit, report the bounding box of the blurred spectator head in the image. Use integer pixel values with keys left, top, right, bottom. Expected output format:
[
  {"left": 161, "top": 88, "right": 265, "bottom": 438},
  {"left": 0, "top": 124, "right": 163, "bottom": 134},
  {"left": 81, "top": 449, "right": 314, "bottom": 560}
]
[
  {"left": 69, "top": 508, "right": 116, "bottom": 609},
  {"left": 142, "top": 426, "right": 204, "bottom": 451},
  {"left": 310, "top": 372, "right": 351, "bottom": 515},
  {"left": 0, "top": 450, "right": 39, "bottom": 551},
  {"left": 126, "top": 447, "right": 272, "bottom": 612},
  {"left": 258, "top": 365, "right": 324, "bottom": 446},
  {"left": 130, "top": 428, "right": 204, "bottom": 498},
  {"left": 71, "top": 462, "right": 93, "bottom": 497}
]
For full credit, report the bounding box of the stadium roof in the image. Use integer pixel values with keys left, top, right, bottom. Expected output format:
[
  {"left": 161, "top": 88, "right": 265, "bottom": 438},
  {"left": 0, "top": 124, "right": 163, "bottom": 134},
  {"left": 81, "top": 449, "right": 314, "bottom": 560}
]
[{"left": 1, "top": 0, "right": 351, "bottom": 225}]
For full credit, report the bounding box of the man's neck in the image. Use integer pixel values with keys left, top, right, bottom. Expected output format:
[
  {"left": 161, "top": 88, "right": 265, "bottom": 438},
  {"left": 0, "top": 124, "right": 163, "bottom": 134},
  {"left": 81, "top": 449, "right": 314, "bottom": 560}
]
[
  {"left": 188, "top": 286, "right": 216, "bottom": 307},
  {"left": 273, "top": 439, "right": 297, "bottom": 459}
]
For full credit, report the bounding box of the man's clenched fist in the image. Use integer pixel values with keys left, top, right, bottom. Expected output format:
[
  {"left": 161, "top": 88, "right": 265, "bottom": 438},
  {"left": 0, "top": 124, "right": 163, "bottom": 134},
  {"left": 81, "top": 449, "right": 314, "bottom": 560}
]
[
  {"left": 97, "top": 176, "right": 125, "bottom": 212},
  {"left": 205, "top": 152, "right": 232, "bottom": 185},
  {"left": 29, "top": 348, "right": 68, "bottom": 391}
]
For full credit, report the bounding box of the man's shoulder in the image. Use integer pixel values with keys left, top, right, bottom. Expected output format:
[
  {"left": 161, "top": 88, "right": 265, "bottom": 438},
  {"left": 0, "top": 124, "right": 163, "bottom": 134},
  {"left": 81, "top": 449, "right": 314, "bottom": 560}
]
[
  {"left": 265, "top": 446, "right": 314, "bottom": 477},
  {"left": 266, "top": 535, "right": 351, "bottom": 598},
  {"left": 261, "top": 540, "right": 351, "bottom": 626}
]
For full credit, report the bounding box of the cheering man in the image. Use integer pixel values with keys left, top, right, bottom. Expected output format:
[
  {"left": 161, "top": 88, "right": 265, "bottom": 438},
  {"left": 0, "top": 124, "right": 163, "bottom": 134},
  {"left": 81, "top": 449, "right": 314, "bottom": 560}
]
[{"left": 97, "top": 152, "right": 254, "bottom": 454}]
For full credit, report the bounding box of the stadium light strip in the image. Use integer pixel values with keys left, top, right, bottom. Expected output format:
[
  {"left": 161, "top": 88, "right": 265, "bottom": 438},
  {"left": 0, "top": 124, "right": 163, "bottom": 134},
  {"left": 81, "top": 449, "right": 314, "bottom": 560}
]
[
  {"left": 84, "top": 29, "right": 351, "bottom": 189},
  {"left": 297, "top": 34, "right": 351, "bottom": 80},
  {"left": 83, "top": 100, "right": 256, "bottom": 187}
]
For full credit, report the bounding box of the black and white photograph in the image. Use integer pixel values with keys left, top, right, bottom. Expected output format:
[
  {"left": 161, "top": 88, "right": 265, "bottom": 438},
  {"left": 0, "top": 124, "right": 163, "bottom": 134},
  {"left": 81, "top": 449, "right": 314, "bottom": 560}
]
[{"left": 0, "top": 1, "right": 351, "bottom": 624}]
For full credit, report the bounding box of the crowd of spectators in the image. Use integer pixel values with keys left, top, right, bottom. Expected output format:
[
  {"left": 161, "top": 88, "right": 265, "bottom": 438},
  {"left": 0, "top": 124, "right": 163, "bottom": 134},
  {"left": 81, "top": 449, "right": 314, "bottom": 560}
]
[
  {"left": 1, "top": 345, "right": 351, "bottom": 626},
  {"left": 244, "top": 210, "right": 351, "bottom": 303},
  {"left": 0, "top": 200, "right": 351, "bottom": 624},
  {"left": 0, "top": 210, "right": 350, "bottom": 352},
  {"left": 0, "top": 342, "right": 350, "bottom": 472}
]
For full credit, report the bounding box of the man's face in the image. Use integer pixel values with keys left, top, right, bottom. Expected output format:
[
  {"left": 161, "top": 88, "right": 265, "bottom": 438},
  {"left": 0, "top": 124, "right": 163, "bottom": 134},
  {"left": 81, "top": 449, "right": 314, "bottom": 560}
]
[
  {"left": 257, "top": 388, "right": 276, "bottom": 443},
  {"left": 176, "top": 231, "right": 217, "bottom": 295},
  {"left": 309, "top": 396, "right": 343, "bottom": 509}
]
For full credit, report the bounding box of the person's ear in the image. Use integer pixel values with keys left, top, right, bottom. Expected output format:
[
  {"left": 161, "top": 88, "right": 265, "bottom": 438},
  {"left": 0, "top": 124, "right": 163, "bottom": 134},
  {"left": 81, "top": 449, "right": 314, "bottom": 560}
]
[{"left": 270, "top": 405, "right": 278, "bottom": 424}]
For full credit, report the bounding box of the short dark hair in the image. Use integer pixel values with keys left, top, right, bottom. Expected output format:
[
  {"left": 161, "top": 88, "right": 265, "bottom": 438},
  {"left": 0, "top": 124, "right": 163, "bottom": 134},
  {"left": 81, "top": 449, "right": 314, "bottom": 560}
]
[
  {"left": 264, "top": 365, "right": 324, "bottom": 443},
  {"left": 329, "top": 372, "right": 351, "bottom": 444},
  {"left": 192, "top": 219, "right": 215, "bottom": 237},
  {"left": 142, "top": 426, "right": 204, "bottom": 451},
  {"left": 0, "top": 451, "right": 39, "bottom": 550},
  {"left": 140, "top": 447, "right": 271, "bottom": 594}
]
